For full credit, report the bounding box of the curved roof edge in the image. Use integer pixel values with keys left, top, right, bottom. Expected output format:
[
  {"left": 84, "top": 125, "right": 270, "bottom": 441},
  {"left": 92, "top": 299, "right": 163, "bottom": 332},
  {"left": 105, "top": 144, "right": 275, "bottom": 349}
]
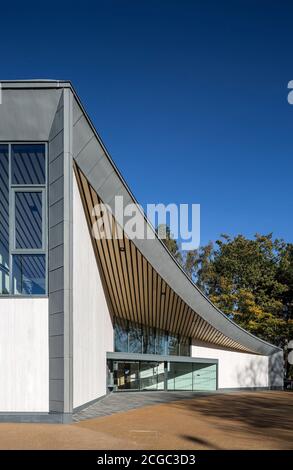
[
  {"left": 69, "top": 81, "right": 281, "bottom": 357},
  {"left": 2, "top": 80, "right": 281, "bottom": 356}
]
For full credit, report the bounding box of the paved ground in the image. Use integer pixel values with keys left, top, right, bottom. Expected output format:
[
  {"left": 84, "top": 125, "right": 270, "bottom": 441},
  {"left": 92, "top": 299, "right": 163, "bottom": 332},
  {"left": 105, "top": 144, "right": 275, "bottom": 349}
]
[
  {"left": 0, "top": 391, "right": 292, "bottom": 450},
  {"left": 73, "top": 391, "right": 212, "bottom": 421}
]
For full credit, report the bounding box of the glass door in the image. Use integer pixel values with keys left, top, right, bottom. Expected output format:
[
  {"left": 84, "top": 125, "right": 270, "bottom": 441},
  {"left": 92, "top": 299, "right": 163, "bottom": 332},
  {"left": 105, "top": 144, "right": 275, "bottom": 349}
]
[
  {"left": 140, "top": 362, "right": 159, "bottom": 390},
  {"left": 115, "top": 361, "right": 140, "bottom": 390}
]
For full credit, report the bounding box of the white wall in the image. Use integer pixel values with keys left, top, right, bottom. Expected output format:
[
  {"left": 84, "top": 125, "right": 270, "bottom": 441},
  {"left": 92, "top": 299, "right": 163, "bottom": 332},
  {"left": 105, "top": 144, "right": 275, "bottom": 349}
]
[
  {"left": 192, "top": 339, "right": 270, "bottom": 389},
  {"left": 0, "top": 298, "right": 49, "bottom": 412},
  {"left": 73, "top": 174, "right": 113, "bottom": 409}
]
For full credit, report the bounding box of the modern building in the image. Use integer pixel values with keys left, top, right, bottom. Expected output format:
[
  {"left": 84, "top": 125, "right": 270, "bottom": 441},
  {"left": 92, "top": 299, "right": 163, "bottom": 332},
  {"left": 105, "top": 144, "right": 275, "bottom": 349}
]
[{"left": 0, "top": 80, "right": 283, "bottom": 423}]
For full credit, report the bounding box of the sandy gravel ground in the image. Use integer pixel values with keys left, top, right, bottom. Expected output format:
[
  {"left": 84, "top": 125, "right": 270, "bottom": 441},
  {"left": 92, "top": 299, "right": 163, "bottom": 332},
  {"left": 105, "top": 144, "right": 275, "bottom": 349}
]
[{"left": 0, "top": 391, "right": 292, "bottom": 450}]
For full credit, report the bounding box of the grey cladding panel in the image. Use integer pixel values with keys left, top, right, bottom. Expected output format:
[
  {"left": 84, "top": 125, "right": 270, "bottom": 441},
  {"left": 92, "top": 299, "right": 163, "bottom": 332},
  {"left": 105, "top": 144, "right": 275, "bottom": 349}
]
[
  {"left": 49, "top": 267, "right": 64, "bottom": 293},
  {"left": 49, "top": 289, "right": 64, "bottom": 314},
  {"left": 73, "top": 97, "right": 83, "bottom": 124},
  {"left": 49, "top": 199, "right": 64, "bottom": 228},
  {"left": 75, "top": 137, "right": 104, "bottom": 176},
  {"left": 98, "top": 172, "right": 123, "bottom": 205},
  {"left": 49, "top": 177, "right": 63, "bottom": 206},
  {"left": 49, "top": 106, "right": 64, "bottom": 140},
  {"left": 86, "top": 156, "right": 114, "bottom": 193},
  {"left": 49, "top": 335, "right": 64, "bottom": 359},
  {"left": 73, "top": 115, "right": 94, "bottom": 156},
  {"left": 49, "top": 380, "right": 65, "bottom": 402},
  {"left": 49, "top": 313, "right": 65, "bottom": 337},
  {"left": 49, "top": 131, "right": 64, "bottom": 161},
  {"left": 49, "top": 358, "right": 65, "bottom": 380},
  {"left": 49, "top": 154, "right": 64, "bottom": 184},
  {"left": 0, "top": 89, "right": 62, "bottom": 140},
  {"left": 48, "top": 91, "right": 66, "bottom": 413},
  {"left": 49, "top": 400, "right": 64, "bottom": 413},
  {"left": 48, "top": 222, "right": 64, "bottom": 250}
]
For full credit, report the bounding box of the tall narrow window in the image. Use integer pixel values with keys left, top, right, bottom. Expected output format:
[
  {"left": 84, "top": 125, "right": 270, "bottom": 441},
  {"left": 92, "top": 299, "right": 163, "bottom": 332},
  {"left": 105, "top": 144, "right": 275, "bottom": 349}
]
[
  {"left": 12, "top": 254, "right": 46, "bottom": 295},
  {"left": 0, "top": 143, "right": 47, "bottom": 296},
  {"left": 15, "top": 191, "right": 43, "bottom": 249},
  {"left": 114, "top": 318, "right": 128, "bottom": 352},
  {"left": 143, "top": 325, "right": 156, "bottom": 354},
  {"left": 128, "top": 322, "right": 142, "bottom": 353},
  {"left": 0, "top": 145, "right": 9, "bottom": 294},
  {"left": 12, "top": 144, "right": 45, "bottom": 185},
  {"left": 167, "top": 334, "right": 179, "bottom": 355}
]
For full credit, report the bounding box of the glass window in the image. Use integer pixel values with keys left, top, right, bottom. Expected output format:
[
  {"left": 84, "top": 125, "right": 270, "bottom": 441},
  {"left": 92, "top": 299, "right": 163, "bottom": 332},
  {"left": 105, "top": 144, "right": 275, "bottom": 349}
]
[
  {"left": 155, "top": 329, "right": 166, "bottom": 355},
  {"left": 0, "top": 143, "right": 47, "bottom": 297},
  {"left": 128, "top": 322, "right": 142, "bottom": 353},
  {"left": 114, "top": 318, "right": 128, "bottom": 352},
  {"left": 113, "top": 317, "right": 190, "bottom": 358},
  {"left": 0, "top": 145, "right": 9, "bottom": 294},
  {"left": 167, "top": 362, "right": 193, "bottom": 390},
  {"left": 168, "top": 334, "right": 179, "bottom": 355},
  {"left": 140, "top": 362, "right": 159, "bottom": 390},
  {"left": 12, "top": 144, "right": 45, "bottom": 185},
  {"left": 114, "top": 361, "right": 140, "bottom": 390},
  {"left": 179, "top": 336, "right": 190, "bottom": 356},
  {"left": 143, "top": 325, "right": 156, "bottom": 354},
  {"left": 157, "top": 362, "right": 165, "bottom": 389},
  {"left": 15, "top": 192, "right": 43, "bottom": 249},
  {"left": 193, "top": 363, "right": 217, "bottom": 391},
  {"left": 12, "top": 254, "right": 46, "bottom": 295}
]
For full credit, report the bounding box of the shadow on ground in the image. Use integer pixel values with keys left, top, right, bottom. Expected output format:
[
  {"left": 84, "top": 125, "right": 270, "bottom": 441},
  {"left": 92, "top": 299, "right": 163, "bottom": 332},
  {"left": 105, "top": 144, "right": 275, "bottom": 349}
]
[
  {"left": 180, "top": 434, "right": 221, "bottom": 450},
  {"left": 170, "top": 391, "right": 293, "bottom": 442}
]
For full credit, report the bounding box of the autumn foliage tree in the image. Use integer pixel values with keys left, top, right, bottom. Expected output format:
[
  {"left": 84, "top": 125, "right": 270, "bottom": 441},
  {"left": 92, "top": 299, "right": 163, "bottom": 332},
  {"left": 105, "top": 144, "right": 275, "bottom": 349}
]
[
  {"left": 191, "top": 234, "right": 293, "bottom": 347},
  {"left": 160, "top": 227, "right": 293, "bottom": 349}
]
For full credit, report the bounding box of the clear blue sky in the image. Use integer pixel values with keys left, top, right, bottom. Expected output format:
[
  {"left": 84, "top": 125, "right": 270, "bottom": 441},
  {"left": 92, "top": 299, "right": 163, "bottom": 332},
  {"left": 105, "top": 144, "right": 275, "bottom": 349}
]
[{"left": 1, "top": 0, "right": 293, "bottom": 246}]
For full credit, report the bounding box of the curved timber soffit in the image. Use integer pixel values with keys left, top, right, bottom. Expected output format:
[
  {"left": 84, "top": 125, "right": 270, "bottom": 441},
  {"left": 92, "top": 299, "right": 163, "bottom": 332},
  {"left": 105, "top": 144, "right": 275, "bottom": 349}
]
[
  {"left": 1, "top": 81, "right": 279, "bottom": 356},
  {"left": 68, "top": 82, "right": 281, "bottom": 358},
  {"left": 75, "top": 165, "right": 256, "bottom": 354}
]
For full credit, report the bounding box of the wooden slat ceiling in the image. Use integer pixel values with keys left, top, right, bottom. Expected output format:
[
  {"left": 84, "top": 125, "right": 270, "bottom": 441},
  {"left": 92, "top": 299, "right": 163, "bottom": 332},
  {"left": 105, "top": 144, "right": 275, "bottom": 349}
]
[{"left": 74, "top": 164, "right": 256, "bottom": 354}]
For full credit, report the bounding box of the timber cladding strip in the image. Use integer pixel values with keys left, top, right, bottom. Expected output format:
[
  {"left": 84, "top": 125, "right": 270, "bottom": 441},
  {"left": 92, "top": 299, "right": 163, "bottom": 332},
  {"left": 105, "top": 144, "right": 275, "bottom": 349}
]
[{"left": 74, "top": 163, "right": 255, "bottom": 354}]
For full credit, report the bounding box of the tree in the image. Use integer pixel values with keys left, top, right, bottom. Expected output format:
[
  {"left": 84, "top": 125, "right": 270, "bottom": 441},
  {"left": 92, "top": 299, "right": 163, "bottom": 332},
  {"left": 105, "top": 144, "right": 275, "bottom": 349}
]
[
  {"left": 157, "top": 225, "right": 293, "bottom": 348},
  {"left": 156, "top": 224, "right": 182, "bottom": 263},
  {"left": 182, "top": 233, "right": 293, "bottom": 348}
]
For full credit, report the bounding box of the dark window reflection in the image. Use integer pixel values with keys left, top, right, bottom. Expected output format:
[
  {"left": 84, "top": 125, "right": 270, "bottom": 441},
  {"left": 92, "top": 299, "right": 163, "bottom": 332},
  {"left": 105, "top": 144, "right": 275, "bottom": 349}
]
[
  {"left": 114, "top": 362, "right": 140, "bottom": 390},
  {"left": 180, "top": 337, "right": 190, "bottom": 356},
  {"left": 155, "top": 330, "right": 166, "bottom": 355},
  {"left": 15, "top": 192, "right": 43, "bottom": 249},
  {"left": 139, "top": 362, "right": 158, "bottom": 390},
  {"left": 114, "top": 318, "right": 128, "bottom": 352},
  {"left": 168, "top": 334, "right": 179, "bottom": 355},
  {"left": 114, "top": 317, "right": 190, "bottom": 357},
  {"left": 12, "top": 144, "right": 45, "bottom": 185},
  {"left": 167, "top": 362, "right": 193, "bottom": 390},
  {"left": 143, "top": 325, "right": 156, "bottom": 354},
  {"left": 12, "top": 254, "right": 46, "bottom": 295},
  {"left": 128, "top": 322, "right": 142, "bottom": 353},
  {"left": 0, "top": 145, "right": 9, "bottom": 294}
]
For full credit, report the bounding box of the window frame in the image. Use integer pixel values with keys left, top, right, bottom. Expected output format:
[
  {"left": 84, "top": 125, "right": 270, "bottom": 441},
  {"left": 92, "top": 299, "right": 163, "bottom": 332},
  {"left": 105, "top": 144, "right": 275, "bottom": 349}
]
[
  {"left": 0, "top": 142, "right": 48, "bottom": 297},
  {"left": 11, "top": 187, "right": 46, "bottom": 252},
  {"left": 114, "top": 317, "right": 191, "bottom": 357}
]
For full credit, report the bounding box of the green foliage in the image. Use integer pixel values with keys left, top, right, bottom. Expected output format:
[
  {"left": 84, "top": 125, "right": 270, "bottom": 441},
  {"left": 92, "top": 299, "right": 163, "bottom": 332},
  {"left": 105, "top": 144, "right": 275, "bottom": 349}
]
[
  {"left": 156, "top": 224, "right": 182, "bottom": 263},
  {"left": 158, "top": 225, "right": 293, "bottom": 350},
  {"left": 189, "top": 233, "right": 293, "bottom": 348}
]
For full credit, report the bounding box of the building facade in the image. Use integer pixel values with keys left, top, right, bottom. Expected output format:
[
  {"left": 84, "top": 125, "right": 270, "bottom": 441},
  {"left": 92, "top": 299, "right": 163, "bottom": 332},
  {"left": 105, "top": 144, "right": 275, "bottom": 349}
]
[{"left": 0, "top": 81, "right": 283, "bottom": 423}]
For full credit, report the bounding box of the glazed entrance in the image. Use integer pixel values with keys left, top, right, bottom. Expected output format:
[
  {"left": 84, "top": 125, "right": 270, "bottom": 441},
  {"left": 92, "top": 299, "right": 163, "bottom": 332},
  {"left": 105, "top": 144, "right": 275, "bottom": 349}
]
[{"left": 109, "top": 360, "right": 217, "bottom": 391}]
